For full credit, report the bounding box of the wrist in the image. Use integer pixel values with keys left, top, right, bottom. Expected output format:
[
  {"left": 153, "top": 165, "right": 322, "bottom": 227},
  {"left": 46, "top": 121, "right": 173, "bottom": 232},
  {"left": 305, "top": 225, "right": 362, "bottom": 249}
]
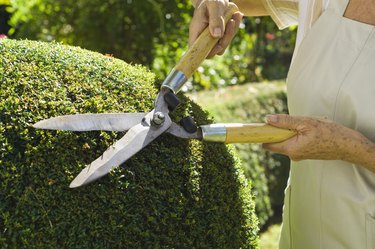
[{"left": 338, "top": 128, "right": 375, "bottom": 169}]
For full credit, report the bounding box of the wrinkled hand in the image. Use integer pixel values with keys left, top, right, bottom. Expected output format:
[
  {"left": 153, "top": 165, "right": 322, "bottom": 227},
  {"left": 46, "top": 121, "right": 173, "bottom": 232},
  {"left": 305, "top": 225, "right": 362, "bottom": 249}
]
[
  {"left": 263, "top": 114, "right": 361, "bottom": 162},
  {"left": 190, "top": 0, "right": 243, "bottom": 58}
]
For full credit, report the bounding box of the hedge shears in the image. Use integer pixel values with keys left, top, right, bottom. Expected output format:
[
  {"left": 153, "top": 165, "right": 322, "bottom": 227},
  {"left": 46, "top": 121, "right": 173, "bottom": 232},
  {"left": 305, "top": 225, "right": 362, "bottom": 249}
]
[{"left": 34, "top": 4, "right": 296, "bottom": 188}]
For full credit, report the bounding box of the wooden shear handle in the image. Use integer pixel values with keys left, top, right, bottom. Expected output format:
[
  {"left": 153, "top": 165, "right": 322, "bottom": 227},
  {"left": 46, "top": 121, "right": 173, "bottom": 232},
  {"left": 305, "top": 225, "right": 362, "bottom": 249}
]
[
  {"left": 201, "top": 123, "right": 297, "bottom": 144},
  {"left": 225, "top": 123, "right": 296, "bottom": 143},
  {"left": 162, "top": 3, "right": 239, "bottom": 93},
  {"left": 176, "top": 3, "right": 238, "bottom": 79}
]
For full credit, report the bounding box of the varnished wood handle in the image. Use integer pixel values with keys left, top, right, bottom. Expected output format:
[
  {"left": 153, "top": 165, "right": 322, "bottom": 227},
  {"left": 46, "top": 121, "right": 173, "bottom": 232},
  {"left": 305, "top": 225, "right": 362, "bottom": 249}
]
[
  {"left": 162, "top": 3, "right": 239, "bottom": 93},
  {"left": 175, "top": 3, "right": 238, "bottom": 78},
  {"left": 225, "top": 123, "right": 296, "bottom": 143},
  {"left": 201, "top": 123, "right": 296, "bottom": 143}
]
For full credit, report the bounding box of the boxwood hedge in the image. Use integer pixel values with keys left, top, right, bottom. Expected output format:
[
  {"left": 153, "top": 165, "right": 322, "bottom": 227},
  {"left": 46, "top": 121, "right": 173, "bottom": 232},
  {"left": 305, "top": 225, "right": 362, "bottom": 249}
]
[{"left": 0, "top": 39, "right": 259, "bottom": 248}]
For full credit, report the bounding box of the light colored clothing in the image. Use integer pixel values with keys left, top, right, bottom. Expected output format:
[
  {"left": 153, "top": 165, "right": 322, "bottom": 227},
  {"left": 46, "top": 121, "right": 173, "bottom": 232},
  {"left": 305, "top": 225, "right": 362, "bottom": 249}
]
[
  {"left": 261, "top": 0, "right": 329, "bottom": 51},
  {"left": 271, "top": 0, "right": 375, "bottom": 248}
]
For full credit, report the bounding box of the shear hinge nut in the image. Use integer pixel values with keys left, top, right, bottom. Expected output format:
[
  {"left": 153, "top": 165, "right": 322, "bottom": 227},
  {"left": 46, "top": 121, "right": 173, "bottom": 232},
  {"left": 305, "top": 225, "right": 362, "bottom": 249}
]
[{"left": 152, "top": 112, "right": 165, "bottom": 126}]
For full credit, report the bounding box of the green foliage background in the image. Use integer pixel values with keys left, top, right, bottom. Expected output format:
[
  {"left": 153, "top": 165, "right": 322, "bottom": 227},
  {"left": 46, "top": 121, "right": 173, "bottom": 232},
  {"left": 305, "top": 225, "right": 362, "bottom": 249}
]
[
  {"left": 7, "top": 0, "right": 192, "bottom": 67},
  {"left": 4, "top": 0, "right": 296, "bottom": 90},
  {"left": 0, "top": 39, "right": 259, "bottom": 248}
]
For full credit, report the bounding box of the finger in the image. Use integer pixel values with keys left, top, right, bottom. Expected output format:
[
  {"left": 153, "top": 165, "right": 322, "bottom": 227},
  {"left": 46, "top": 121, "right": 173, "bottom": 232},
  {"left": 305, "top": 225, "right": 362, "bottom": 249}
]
[
  {"left": 212, "top": 19, "right": 236, "bottom": 57},
  {"left": 232, "top": 11, "right": 244, "bottom": 33},
  {"left": 221, "top": 12, "right": 243, "bottom": 45},
  {"left": 207, "top": 12, "right": 243, "bottom": 58},
  {"left": 189, "top": 6, "right": 209, "bottom": 47},
  {"left": 266, "top": 114, "right": 301, "bottom": 130},
  {"left": 206, "top": 44, "right": 223, "bottom": 58},
  {"left": 206, "top": 0, "right": 227, "bottom": 38},
  {"left": 218, "top": 13, "right": 243, "bottom": 53},
  {"left": 262, "top": 136, "right": 298, "bottom": 158},
  {"left": 263, "top": 140, "right": 289, "bottom": 153}
]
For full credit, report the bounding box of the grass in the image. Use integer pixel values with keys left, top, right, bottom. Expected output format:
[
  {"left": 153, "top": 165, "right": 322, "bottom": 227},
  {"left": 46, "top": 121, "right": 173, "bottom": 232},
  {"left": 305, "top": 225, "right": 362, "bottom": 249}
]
[
  {"left": 260, "top": 224, "right": 282, "bottom": 249},
  {"left": 188, "top": 80, "right": 286, "bottom": 113}
]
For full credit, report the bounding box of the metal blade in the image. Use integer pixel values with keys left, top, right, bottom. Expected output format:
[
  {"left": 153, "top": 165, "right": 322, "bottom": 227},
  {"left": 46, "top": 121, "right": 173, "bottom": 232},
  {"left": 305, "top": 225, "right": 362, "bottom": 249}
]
[
  {"left": 33, "top": 113, "right": 146, "bottom": 131},
  {"left": 69, "top": 110, "right": 171, "bottom": 188}
]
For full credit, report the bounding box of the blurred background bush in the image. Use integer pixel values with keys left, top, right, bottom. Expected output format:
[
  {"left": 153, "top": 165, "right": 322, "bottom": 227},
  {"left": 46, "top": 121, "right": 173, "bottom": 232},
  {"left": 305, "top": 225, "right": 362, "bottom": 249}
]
[
  {"left": 1, "top": 0, "right": 296, "bottom": 90},
  {"left": 0, "top": 0, "right": 297, "bottom": 237}
]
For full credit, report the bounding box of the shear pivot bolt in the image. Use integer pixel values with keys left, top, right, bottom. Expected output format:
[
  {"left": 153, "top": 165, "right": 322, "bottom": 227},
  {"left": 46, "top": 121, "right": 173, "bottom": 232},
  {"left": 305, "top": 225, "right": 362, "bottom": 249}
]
[{"left": 152, "top": 112, "right": 165, "bottom": 125}]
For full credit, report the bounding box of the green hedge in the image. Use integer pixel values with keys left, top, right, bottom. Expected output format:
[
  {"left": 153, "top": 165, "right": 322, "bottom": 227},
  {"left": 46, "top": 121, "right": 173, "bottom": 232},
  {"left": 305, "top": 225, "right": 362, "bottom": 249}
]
[
  {"left": 0, "top": 39, "right": 259, "bottom": 248},
  {"left": 189, "top": 82, "right": 290, "bottom": 228}
]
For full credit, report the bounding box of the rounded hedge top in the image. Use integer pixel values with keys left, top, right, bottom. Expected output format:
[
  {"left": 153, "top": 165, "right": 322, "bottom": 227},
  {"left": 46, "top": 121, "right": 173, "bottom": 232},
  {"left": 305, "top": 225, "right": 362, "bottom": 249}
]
[{"left": 0, "top": 39, "right": 259, "bottom": 248}]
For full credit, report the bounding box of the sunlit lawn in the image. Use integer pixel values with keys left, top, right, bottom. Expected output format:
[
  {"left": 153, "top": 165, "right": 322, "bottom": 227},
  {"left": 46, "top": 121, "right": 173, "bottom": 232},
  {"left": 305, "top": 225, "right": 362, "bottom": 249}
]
[{"left": 260, "top": 224, "right": 281, "bottom": 249}]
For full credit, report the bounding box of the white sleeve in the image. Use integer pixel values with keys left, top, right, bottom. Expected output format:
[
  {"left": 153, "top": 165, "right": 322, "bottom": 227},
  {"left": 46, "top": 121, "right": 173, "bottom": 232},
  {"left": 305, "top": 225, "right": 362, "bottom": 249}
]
[{"left": 261, "top": 0, "right": 299, "bottom": 29}]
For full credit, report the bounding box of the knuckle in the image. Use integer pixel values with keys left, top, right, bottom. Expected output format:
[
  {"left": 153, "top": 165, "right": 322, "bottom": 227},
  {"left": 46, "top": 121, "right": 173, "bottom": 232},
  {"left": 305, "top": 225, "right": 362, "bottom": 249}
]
[
  {"left": 217, "top": 50, "right": 225, "bottom": 56},
  {"left": 206, "top": 0, "right": 228, "bottom": 13},
  {"left": 207, "top": 0, "right": 227, "bottom": 5}
]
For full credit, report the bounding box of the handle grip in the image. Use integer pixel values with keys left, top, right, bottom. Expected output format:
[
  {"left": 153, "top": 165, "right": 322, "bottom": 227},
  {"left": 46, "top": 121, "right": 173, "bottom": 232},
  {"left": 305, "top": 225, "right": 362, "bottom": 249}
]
[
  {"left": 201, "top": 123, "right": 297, "bottom": 144},
  {"left": 162, "top": 3, "right": 239, "bottom": 93}
]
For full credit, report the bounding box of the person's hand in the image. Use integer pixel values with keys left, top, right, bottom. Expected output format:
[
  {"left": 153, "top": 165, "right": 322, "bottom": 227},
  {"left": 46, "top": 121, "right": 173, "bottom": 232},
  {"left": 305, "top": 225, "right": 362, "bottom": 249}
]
[
  {"left": 263, "top": 114, "right": 361, "bottom": 162},
  {"left": 189, "top": 0, "right": 243, "bottom": 58}
]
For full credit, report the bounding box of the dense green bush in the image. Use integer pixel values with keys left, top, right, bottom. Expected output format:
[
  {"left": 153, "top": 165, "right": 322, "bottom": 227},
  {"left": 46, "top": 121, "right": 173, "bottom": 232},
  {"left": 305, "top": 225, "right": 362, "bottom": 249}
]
[
  {"left": 0, "top": 39, "right": 259, "bottom": 248},
  {"left": 189, "top": 82, "right": 290, "bottom": 228}
]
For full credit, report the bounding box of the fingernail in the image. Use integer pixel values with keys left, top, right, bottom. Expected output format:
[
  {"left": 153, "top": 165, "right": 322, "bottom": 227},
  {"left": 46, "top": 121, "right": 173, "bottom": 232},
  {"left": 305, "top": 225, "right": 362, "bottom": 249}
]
[
  {"left": 266, "top": 115, "right": 278, "bottom": 123},
  {"left": 213, "top": 28, "right": 222, "bottom": 37}
]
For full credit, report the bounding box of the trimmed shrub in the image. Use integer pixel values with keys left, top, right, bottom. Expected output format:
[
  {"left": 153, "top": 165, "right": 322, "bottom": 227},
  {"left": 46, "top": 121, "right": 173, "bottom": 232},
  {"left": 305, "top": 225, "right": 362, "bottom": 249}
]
[
  {"left": 189, "top": 83, "right": 290, "bottom": 228},
  {"left": 0, "top": 39, "right": 259, "bottom": 248}
]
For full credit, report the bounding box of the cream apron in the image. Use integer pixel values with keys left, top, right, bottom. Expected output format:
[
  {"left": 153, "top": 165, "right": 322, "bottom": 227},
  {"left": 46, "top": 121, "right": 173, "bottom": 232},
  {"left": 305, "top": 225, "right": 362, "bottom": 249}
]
[{"left": 280, "top": 0, "right": 375, "bottom": 248}]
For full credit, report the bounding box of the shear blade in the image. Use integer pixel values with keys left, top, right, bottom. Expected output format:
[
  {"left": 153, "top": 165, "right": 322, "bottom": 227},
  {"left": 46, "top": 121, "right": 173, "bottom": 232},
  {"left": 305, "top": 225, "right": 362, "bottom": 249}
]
[
  {"left": 69, "top": 111, "right": 171, "bottom": 188},
  {"left": 33, "top": 113, "right": 146, "bottom": 131}
]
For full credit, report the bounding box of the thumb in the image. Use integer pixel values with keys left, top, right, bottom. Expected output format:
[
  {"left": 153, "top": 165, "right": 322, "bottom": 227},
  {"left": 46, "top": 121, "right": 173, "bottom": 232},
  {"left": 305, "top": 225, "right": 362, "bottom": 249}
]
[
  {"left": 266, "top": 114, "right": 299, "bottom": 130},
  {"left": 207, "top": 0, "right": 226, "bottom": 38}
]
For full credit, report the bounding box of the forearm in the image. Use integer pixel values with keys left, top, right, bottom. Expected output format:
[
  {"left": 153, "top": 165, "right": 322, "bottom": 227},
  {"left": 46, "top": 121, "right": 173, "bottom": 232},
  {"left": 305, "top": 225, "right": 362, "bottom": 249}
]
[
  {"left": 339, "top": 129, "right": 375, "bottom": 171},
  {"left": 191, "top": 0, "right": 269, "bottom": 16}
]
